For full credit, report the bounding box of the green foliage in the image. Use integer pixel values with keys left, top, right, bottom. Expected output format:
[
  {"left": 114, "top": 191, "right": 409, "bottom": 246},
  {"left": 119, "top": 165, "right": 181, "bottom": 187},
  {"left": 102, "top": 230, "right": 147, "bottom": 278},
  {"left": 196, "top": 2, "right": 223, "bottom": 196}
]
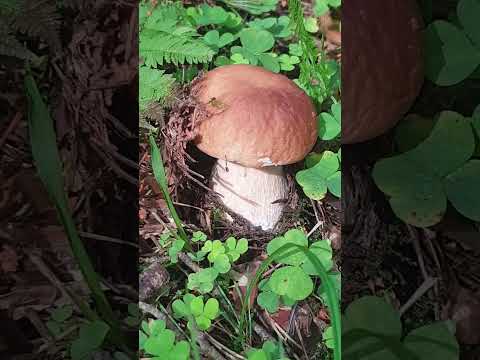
[
  {"left": 247, "top": 340, "right": 290, "bottom": 360},
  {"left": 173, "top": 294, "right": 220, "bottom": 331},
  {"left": 0, "top": 0, "right": 61, "bottom": 57},
  {"left": 188, "top": 267, "right": 220, "bottom": 294},
  {"left": 70, "top": 321, "right": 110, "bottom": 360},
  {"left": 139, "top": 2, "right": 215, "bottom": 67},
  {"left": 424, "top": 0, "right": 480, "bottom": 86},
  {"left": 220, "top": 0, "right": 279, "bottom": 15},
  {"left": 313, "top": 0, "right": 341, "bottom": 16},
  {"left": 139, "top": 67, "right": 176, "bottom": 112},
  {"left": 140, "top": 319, "right": 190, "bottom": 360},
  {"left": 46, "top": 305, "right": 74, "bottom": 336},
  {"left": 198, "top": 237, "right": 248, "bottom": 273},
  {"left": 373, "top": 111, "right": 480, "bottom": 227},
  {"left": 231, "top": 28, "right": 279, "bottom": 72},
  {"left": 248, "top": 16, "right": 292, "bottom": 38},
  {"left": 343, "top": 296, "right": 459, "bottom": 360},
  {"left": 25, "top": 71, "right": 129, "bottom": 353},
  {"left": 124, "top": 303, "right": 141, "bottom": 327},
  {"left": 257, "top": 229, "right": 333, "bottom": 311},
  {"left": 287, "top": 0, "right": 340, "bottom": 104},
  {"left": 296, "top": 150, "right": 341, "bottom": 200},
  {"left": 317, "top": 101, "right": 341, "bottom": 140}
]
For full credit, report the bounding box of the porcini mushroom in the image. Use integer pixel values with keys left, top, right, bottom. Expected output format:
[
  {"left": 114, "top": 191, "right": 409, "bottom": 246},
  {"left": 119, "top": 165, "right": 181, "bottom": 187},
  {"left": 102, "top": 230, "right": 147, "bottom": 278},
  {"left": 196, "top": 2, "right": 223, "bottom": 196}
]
[
  {"left": 192, "top": 64, "right": 317, "bottom": 230},
  {"left": 342, "top": 0, "right": 424, "bottom": 144}
]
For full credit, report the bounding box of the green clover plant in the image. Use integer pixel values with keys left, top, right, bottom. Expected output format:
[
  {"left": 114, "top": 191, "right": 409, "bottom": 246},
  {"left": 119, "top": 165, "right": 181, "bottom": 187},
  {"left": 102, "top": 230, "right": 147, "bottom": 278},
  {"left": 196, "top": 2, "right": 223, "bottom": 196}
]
[
  {"left": 173, "top": 294, "right": 220, "bottom": 331},
  {"left": 70, "top": 321, "right": 110, "bottom": 360},
  {"left": 247, "top": 340, "right": 290, "bottom": 360},
  {"left": 257, "top": 229, "right": 333, "bottom": 312},
  {"left": 343, "top": 296, "right": 459, "bottom": 360},
  {"left": 317, "top": 101, "right": 341, "bottom": 140},
  {"left": 296, "top": 150, "right": 341, "bottom": 200},
  {"left": 313, "top": 0, "right": 341, "bottom": 16},
  {"left": 425, "top": 0, "right": 480, "bottom": 86},
  {"left": 140, "top": 319, "right": 190, "bottom": 360},
  {"left": 231, "top": 28, "right": 280, "bottom": 72},
  {"left": 373, "top": 111, "right": 480, "bottom": 227}
]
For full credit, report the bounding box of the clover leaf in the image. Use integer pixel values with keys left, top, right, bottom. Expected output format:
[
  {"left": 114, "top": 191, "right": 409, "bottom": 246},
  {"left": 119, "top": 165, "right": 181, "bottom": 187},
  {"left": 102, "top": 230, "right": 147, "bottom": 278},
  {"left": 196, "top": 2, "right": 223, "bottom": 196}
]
[
  {"left": 457, "top": 0, "right": 480, "bottom": 48},
  {"left": 313, "top": 0, "right": 341, "bottom": 16},
  {"left": 301, "top": 240, "right": 333, "bottom": 275},
  {"left": 288, "top": 43, "right": 302, "bottom": 57},
  {"left": 70, "top": 321, "right": 110, "bottom": 360},
  {"left": 231, "top": 53, "right": 250, "bottom": 64},
  {"left": 248, "top": 16, "right": 291, "bottom": 38},
  {"left": 296, "top": 150, "right": 340, "bottom": 200},
  {"left": 257, "top": 290, "right": 280, "bottom": 314},
  {"left": 278, "top": 54, "right": 300, "bottom": 71},
  {"left": 343, "top": 296, "right": 459, "bottom": 360},
  {"left": 173, "top": 295, "right": 220, "bottom": 331},
  {"left": 425, "top": 15, "right": 480, "bottom": 85},
  {"left": 269, "top": 266, "right": 313, "bottom": 301},
  {"left": 267, "top": 228, "right": 308, "bottom": 266},
  {"left": 304, "top": 17, "right": 319, "bottom": 33},
  {"left": 373, "top": 111, "right": 480, "bottom": 226},
  {"left": 247, "top": 340, "right": 290, "bottom": 360},
  {"left": 318, "top": 102, "right": 341, "bottom": 140},
  {"left": 187, "top": 267, "right": 219, "bottom": 293},
  {"left": 203, "top": 30, "right": 235, "bottom": 52},
  {"left": 231, "top": 28, "right": 280, "bottom": 72},
  {"left": 168, "top": 239, "right": 185, "bottom": 264},
  {"left": 191, "top": 231, "right": 207, "bottom": 243},
  {"left": 141, "top": 319, "right": 190, "bottom": 360},
  {"left": 224, "top": 237, "right": 248, "bottom": 261},
  {"left": 257, "top": 279, "right": 280, "bottom": 313},
  {"left": 189, "top": 5, "right": 229, "bottom": 26}
]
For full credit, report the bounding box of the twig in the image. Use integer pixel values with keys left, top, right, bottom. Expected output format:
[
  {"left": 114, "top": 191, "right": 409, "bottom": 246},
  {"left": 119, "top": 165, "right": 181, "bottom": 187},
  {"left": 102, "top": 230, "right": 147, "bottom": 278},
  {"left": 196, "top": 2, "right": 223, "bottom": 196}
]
[
  {"left": 78, "top": 231, "right": 138, "bottom": 248},
  {"left": 0, "top": 111, "right": 23, "bottom": 149},
  {"left": 408, "top": 226, "right": 428, "bottom": 280},
  {"left": 307, "top": 221, "right": 322, "bottom": 238},
  {"left": 399, "top": 276, "right": 438, "bottom": 316}
]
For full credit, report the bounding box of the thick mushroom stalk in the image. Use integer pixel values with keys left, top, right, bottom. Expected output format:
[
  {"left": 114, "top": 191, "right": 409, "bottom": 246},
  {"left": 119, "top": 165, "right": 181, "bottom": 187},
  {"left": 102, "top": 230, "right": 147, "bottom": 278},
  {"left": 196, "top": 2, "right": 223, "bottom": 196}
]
[
  {"left": 211, "top": 160, "right": 288, "bottom": 231},
  {"left": 192, "top": 64, "right": 318, "bottom": 231}
]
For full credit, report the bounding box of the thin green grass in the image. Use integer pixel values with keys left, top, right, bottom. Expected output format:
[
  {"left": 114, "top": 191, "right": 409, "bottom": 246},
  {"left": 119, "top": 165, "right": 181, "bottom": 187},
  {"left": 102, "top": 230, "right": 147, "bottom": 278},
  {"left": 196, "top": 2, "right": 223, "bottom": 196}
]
[
  {"left": 149, "top": 135, "right": 190, "bottom": 249},
  {"left": 24, "top": 69, "right": 132, "bottom": 355}
]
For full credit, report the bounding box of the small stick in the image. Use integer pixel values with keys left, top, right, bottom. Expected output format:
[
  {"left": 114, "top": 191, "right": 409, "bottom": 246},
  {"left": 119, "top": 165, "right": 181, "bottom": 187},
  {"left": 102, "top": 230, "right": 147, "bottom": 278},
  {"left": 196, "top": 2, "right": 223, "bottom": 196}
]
[{"left": 399, "top": 276, "right": 438, "bottom": 317}]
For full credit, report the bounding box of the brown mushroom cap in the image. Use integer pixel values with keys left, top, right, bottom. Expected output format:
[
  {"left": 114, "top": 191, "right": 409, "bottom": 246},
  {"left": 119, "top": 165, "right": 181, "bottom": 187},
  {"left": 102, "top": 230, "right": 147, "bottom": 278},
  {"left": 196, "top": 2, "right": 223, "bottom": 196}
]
[
  {"left": 342, "top": 0, "right": 424, "bottom": 144},
  {"left": 192, "top": 64, "right": 318, "bottom": 168}
]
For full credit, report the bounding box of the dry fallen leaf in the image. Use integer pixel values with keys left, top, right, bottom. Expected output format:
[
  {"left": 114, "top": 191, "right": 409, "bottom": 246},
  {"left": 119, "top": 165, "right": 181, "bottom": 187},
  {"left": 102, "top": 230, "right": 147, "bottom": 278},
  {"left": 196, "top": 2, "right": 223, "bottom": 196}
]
[{"left": 0, "top": 245, "right": 18, "bottom": 273}]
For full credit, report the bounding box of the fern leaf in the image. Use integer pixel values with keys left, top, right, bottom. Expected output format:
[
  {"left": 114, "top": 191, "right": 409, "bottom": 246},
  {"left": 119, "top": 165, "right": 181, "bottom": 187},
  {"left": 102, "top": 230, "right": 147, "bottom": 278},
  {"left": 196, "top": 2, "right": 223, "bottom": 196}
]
[
  {"left": 139, "top": 66, "right": 176, "bottom": 112},
  {"left": 141, "top": 32, "right": 214, "bottom": 67},
  {"left": 0, "top": 21, "right": 38, "bottom": 60},
  {"left": 1, "top": 0, "right": 61, "bottom": 52}
]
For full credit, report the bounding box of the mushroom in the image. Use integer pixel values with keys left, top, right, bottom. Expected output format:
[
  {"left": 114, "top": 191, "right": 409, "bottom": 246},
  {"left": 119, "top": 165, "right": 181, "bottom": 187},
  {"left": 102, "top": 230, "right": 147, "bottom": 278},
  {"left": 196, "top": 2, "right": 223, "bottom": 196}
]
[
  {"left": 342, "top": 0, "right": 424, "bottom": 144},
  {"left": 192, "top": 64, "right": 317, "bottom": 231}
]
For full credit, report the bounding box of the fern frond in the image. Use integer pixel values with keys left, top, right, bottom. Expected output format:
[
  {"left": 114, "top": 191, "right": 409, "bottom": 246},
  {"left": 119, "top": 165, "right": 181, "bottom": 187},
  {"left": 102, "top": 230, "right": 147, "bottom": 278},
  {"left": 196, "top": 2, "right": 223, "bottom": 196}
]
[
  {"left": 141, "top": 32, "right": 214, "bottom": 67},
  {"left": 0, "top": 23, "right": 38, "bottom": 60},
  {"left": 288, "top": 0, "right": 332, "bottom": 105},
  {"left": 0, "top": 0, "right": 61, "bottom": 52},
  {"left": 139, "top": 66, "right": 176, "bottom": 112},
  {"left": 139, "top": 2, "right": 214, "bottom": 66}
]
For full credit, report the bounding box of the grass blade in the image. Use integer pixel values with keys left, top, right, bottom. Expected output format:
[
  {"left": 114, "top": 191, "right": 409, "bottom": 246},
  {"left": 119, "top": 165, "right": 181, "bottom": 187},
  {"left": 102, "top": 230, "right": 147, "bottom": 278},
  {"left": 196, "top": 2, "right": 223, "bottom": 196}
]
[
  {"left": 149, "top": 135, "right": 189, "bottom": 246},
  {"left": 24, "top": 71, "right": 130, "bottom": 353}
]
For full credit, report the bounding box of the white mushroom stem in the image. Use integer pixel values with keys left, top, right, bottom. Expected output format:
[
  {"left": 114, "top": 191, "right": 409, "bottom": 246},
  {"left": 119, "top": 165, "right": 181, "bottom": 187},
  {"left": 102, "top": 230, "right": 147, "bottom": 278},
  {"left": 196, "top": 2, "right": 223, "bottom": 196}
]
[{"left": 211, "top": 160, "right": 289, "bottom": 231}]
